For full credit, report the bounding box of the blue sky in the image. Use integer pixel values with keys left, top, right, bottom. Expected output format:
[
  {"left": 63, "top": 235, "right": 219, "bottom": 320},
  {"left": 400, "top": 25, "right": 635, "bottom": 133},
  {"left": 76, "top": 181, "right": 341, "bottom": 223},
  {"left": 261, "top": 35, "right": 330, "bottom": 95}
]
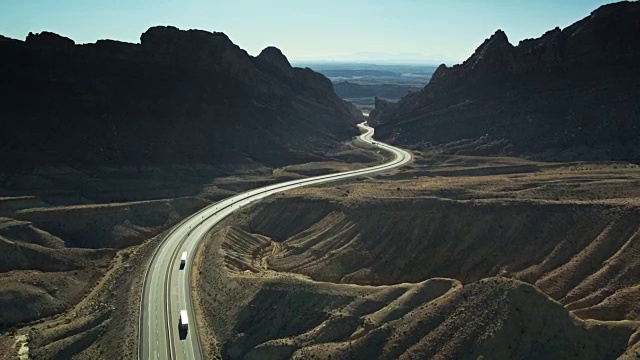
[{"left": 0, "top": 0, "right": 619, "bottom": 62}]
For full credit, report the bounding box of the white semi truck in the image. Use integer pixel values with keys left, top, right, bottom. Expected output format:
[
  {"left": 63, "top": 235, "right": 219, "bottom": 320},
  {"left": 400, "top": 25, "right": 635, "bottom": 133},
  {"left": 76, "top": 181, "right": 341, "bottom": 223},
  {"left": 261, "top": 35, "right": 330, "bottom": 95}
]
[
  {"left": 179, "top": 310, "right": 189, "bottom": 332},
  {"left": 180, "top": 251, "right": 187, "bottom": 269}
]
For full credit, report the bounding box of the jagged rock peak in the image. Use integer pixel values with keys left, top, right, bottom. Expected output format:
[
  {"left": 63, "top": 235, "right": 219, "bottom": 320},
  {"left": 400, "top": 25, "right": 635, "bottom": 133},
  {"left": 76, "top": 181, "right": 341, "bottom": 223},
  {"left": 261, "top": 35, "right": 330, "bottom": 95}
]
[
  {"left": 465, "top": 28, "right": 515, "bottom": 71},
  {"left": 431, "top": 63, "right": 450, "bottom": 81},
  {"left": 542, "top": 27, "right": 561, "bottom": 39},
  {"left": 257, "top": 46, "right": 293, "bottom": 77},
  {"left": 25, "top": 31, "right": 75, "bottom": 48},
  {"left": 473, "top": 29, "right": 513, "bottom": 54},
  {"left": 491, "top": 29, "right": 509, "bottom": 43}
]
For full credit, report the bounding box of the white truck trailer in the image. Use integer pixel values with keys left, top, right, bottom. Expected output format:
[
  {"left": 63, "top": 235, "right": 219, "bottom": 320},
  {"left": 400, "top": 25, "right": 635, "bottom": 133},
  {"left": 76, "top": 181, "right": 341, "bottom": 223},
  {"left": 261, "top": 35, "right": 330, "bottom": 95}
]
[
  {"left": 179, "top": 310, "right": 189, "bottom": 332},
  {"left": 180, "top": 251, "right": 187, "bottom": 269}
]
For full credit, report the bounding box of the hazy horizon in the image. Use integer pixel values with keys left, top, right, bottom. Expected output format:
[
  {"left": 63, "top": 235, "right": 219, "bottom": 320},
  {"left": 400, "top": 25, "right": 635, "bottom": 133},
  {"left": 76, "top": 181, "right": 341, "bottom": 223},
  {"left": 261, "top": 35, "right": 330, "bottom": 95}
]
[{"left": 1, "top": 0, "right": 620, "bottom": 62}]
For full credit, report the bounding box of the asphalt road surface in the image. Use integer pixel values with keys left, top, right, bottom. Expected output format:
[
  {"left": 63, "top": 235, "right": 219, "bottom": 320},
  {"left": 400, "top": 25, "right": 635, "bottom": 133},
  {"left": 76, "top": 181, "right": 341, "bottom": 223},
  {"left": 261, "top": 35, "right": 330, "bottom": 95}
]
[{"left": 138, "top": 122, "right": 412, "bottom": 359}]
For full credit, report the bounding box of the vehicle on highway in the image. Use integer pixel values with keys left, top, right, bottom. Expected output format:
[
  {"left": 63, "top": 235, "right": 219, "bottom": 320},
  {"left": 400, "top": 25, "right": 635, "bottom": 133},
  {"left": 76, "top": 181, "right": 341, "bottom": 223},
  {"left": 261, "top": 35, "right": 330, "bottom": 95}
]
[
  {"left": 180, "top": 251, "right": 187, "bottom": 270},
  {"left": 180, "top": 310, "right": 189, "bottom": 331},
  {"left": 178, "top": 310, "right": 189, "bottom": 340}
]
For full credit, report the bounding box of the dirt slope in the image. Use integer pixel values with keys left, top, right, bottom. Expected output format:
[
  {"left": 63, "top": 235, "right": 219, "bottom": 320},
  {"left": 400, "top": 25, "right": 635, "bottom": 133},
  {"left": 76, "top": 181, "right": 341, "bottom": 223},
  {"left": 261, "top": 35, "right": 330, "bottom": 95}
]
[
  {"left": 240, "top": 195, "right": 640, "bottom": 315},
  {"left": 0, "top": 149, "right": 386, "bottom": 359},
  {"left": 196, "top": 154, "right": 640, "bottom": 359},
  {"left": 0, "top": 196, "right": 207, "bottom": 332}
]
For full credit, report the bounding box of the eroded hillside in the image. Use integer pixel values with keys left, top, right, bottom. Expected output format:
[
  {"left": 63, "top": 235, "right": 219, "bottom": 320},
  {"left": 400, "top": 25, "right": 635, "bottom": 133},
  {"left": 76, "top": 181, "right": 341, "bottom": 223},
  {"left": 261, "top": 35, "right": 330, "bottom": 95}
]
[
  {"left": 0, "top": 139, "right": 385, "bottom": 360},
  {"left": 196, "top": 152, "right": 640, "bottom": 359}
]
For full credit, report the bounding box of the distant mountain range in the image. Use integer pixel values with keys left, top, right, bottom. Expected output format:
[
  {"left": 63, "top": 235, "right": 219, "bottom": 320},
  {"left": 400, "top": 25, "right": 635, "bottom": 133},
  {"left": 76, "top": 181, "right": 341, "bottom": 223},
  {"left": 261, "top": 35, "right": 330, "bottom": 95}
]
[
  {"left": 333, "top": 82, "right": 419, "bottom": 101},
  {"left": 0, "top": 27, "right": 362, "bottom": 173},
  {"left": 371, "top": 1, "right": 640, "bottom": 163},
  {"left": 297, "top": 62, "right": 436, "bottom": 113},
  {"left": 293, "top": 51, "right": 459, "bottom": 65}
]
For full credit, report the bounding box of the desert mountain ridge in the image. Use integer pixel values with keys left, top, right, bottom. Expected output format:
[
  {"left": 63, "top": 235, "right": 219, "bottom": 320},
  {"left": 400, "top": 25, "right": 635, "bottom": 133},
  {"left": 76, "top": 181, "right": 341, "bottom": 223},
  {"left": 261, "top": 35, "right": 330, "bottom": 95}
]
[
  {"left": 370, "top": 0, "right": 640, "bottom": 163},
  {"left": 0, "top": 26, "right": 362, "bottom": 173}
]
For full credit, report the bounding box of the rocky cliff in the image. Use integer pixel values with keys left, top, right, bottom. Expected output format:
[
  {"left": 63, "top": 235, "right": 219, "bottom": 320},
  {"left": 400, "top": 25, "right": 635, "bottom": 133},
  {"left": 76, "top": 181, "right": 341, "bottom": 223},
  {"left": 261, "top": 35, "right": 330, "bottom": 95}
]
[
  {"left": 0, "top": 26, "right": 362, "bottom": 173},
  {"left": 370, "top": 1, "right": 640, "bottom": 162}
]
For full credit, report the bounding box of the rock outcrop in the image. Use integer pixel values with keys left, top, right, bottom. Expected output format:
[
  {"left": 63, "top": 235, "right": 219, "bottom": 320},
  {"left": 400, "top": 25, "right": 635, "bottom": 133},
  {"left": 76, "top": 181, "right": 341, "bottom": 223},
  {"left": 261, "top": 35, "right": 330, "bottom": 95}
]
[
  {"left": 25, "top": 31, "right": 75, "bottom": 48},
  {"left": 370, "top": 1, "right": 640, "bottom": 163},
  {"left": 256, "top": 46, "right": 294, "bottom": 79},
  {"left": 0, "top": 26, "right": 362, "bottom": 173}
]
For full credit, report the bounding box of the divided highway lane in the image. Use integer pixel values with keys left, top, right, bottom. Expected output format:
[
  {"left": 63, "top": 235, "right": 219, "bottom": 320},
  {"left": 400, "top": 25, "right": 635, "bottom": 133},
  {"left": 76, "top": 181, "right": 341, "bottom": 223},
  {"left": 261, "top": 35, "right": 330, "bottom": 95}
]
[{"left": 139, "top": 122, "right": 412, "bottom": 360}]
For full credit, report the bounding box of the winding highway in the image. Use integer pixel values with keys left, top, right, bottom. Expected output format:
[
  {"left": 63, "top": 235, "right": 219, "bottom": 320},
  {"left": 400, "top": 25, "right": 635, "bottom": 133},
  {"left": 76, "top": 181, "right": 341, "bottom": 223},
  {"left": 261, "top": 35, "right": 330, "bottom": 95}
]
[{"left": 138, "top": 122, "right": 412, "bottom": 359}]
